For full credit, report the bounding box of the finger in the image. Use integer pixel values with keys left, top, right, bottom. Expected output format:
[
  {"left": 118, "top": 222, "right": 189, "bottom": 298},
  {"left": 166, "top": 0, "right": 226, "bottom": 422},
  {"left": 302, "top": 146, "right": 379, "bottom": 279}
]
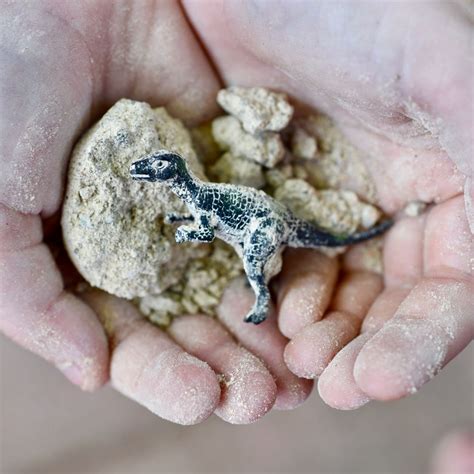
[
  {"left": 276, "top": 249, "right": 339, "bottom": 338},
  {"left": 217, "top": 278, "right": 313, "bottom": 410},
  {"left": 319, "top": 217, "right": 420, "bottom": 405},
  {"left": 0, "top": 205, "right": 108, "bottom": 391},
  {"left": 355, "top": 196, "right": 473, "bottom": 400},
  {"left": 168, "top": 314, "right": 277, "bottom": 424},
  {"left": 317, "top": 333, "right": 372, "bottom": 410},
  {"left": 361, "top": 287, "right": 412, "bottom": 333},
  {"left": 354, "top": 277, "right": 473, "bottom": 400},
  {"left": 284, "top": 271, "right": 382, "bottom": 379},
  {"left": 317, "top": 287, "right": 409, "bottom": 409},
  {"left": 82, "top": 290, "right": 220, "bottom": 425},
  {"left": 383, "top": 215, "right": 425, "bottom": 288}
]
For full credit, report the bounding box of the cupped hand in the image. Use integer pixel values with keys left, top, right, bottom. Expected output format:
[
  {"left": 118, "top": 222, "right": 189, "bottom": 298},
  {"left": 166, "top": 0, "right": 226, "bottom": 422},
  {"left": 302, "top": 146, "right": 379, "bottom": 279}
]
[
  {"left": 184, "top": 0, "right": 473, "bottom": 409},
  {"left": 1, "top": 0, "right": 471, "bottom": 427},
  {"left": 0, "top": 0, "right": 312, "bottom": 426}
]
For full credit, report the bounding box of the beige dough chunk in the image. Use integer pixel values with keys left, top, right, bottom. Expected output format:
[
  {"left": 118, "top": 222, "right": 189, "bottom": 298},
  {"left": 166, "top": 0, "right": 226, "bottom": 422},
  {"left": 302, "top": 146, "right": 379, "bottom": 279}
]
[
  {"left": 62, "top": 99, "right": 206, "bottom": 300},
  {"left": 210, "top": 152, "right": 265, "bottom": 188},
  {"left": 217, "top": 86, "right": 294, "bottom": 134},
  {"left": 212, "top": 115, "right": 285, "bottom": 168},
  {"left": 190, "top": 123, "right": 221, "bottom": 166},
  {"left": 291, "top": 126, "right": 318, "bottom": 160},
  {"left": 274, "top": 179, "right": 382, "bottom": 235}
]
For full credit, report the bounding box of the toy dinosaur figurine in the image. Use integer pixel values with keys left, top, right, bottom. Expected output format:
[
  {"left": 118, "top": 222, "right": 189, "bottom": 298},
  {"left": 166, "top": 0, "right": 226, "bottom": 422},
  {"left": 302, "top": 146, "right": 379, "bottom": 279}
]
[{"left": 130, "top": 150, "right": 392, "bottom": 324}]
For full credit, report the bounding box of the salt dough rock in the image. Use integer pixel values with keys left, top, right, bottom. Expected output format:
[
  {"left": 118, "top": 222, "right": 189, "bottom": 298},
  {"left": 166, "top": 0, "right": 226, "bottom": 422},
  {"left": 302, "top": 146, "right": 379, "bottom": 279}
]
[
  {"left": 217, "top": 86, "right": 294, "bottom": 134},
  {"left": 264, "top": 165, "right": 294, "bottom": 189},
  {"left": 274, "top": 179, "right": 381, "bottom": 235},
  {"left": 212, "top": 116, "right": 284, "bottom": 168},
  {"left": 190, "top": 123, "right": 221, "bottom": 165},
  {"left": 209, "top": 152, "right": 265, "bottom": 189},
  {"left": 291, "top": 126, "right": 318, "bottom": 160},
  {"left": 62, "top": 99, "right": 206, "bottom": 299}
]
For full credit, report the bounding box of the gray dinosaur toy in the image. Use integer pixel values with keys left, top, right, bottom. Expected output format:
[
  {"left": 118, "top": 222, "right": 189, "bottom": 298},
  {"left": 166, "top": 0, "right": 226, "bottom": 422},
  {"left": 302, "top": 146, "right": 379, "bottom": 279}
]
[{"left": 130, "top": 150, "right": 392, "bottom": 324}]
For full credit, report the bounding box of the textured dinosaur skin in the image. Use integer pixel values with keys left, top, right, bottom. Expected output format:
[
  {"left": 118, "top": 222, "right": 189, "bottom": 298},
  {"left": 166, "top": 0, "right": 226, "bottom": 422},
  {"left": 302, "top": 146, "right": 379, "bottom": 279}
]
[{"left": 130, "top": 150, "right": 392, "bottom": 324}]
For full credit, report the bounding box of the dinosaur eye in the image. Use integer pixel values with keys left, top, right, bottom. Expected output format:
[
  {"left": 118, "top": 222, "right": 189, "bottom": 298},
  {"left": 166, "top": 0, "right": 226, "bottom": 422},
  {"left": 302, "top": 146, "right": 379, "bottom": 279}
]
[{"left": 153, "top": 160, "right": 167, "bottom": 170}]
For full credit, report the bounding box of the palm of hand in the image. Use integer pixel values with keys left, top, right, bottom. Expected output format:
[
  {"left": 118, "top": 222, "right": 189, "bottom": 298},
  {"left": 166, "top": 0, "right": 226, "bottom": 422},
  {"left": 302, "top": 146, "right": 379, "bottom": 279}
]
[{"left": 1, "top": 1, "right": 471, "bottom": 424}]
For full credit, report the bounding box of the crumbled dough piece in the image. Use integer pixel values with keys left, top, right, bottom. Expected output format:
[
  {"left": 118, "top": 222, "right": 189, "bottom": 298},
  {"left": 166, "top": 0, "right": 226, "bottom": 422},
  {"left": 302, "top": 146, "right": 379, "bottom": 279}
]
[
  {"left": 190, "top": 123, "right": 221, "bottom": 165},
  {"left": 212, "top": 115, "right": 285, "bottom": 167},
  {"left": 138, "top": 242, "right": 242, "bottom": 326},
  {"left": 404, "top": 200, "right": 427, "bottom": 217},
  {"left": 265, "top": 165, "right": 294, "bottom": 189},
  {"left": 274, "top": 179, "right": 381, "bottom": 235},
  {"left": 217, "top": 86, "right": 294, "bottom": 134},
  {"left": 296, "top": 115, "right": 377, "bottom": 202},
  {"left": 291, "top": 126, "right": 318, "bottom": 160},
  {"left": 292, "top": 163, "right": 309, "bottom": 181},
  {"left": 210, "top": 152, "right": 266, "bottom": 188}
]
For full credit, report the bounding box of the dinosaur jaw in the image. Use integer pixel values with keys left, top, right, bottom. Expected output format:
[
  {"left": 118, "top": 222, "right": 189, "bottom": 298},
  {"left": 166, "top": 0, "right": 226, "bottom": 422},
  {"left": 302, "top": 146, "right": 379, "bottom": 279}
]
[{"left": 130, "top": 161, "right": 154, "bottom": 181}]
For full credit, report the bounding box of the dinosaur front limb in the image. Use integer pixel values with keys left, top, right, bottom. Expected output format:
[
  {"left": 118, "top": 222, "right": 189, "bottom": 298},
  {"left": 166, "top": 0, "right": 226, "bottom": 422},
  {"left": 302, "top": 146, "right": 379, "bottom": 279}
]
[
  {"left": 175, "top": 216, "right": 215, "bottom": 243},
  {"left": 165, "top": 212, "right": 194, "bottom": 224}
]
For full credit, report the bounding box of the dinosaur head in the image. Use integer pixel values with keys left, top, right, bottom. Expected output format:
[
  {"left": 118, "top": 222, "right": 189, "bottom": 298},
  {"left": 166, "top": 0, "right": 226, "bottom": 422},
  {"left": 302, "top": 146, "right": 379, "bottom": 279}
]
[{"left": 130, "top": 150, "right": 186, "bottom": 182}]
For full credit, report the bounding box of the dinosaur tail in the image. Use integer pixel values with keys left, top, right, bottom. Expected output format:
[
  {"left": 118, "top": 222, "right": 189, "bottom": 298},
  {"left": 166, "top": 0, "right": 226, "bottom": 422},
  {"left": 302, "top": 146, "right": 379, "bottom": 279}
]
[{"left": 288, "top": 218, "right": 393, "bottom": 248}]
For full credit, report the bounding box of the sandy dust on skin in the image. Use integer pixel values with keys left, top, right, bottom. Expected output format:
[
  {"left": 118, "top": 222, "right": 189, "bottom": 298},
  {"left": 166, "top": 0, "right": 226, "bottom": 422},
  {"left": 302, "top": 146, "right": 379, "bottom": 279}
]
[
  {"left": 323, "top": 195, "right": 473, "bottom": 406},
  {"left": 80, "top": 289, "right": 221, "bottom": 426},
  {"left": 0, "top": 203, "right": 108, "bottom": 391},
  {"left": 276, "top": 249, "right": 340, "bottom": 338},
  {"left": 284, "top": 270, "right": 382, "bottom": 380},
  {"left": 352, "top": 195, "right": 474, "bottom": 400},
  {"left": 317, "top": 332, "right": 373, "bottom": 410},
  {"left": 317, "top": 287, "right": 410, "bottom": 409},
  {"left": 168, "top": 314, "right": 277, "bottom": 424},
  {"left": 217, "top": 278, "right": 313, "bottom": 410},
  {"left": 354, "top": 278, "right": 473, "bottom": 400}
]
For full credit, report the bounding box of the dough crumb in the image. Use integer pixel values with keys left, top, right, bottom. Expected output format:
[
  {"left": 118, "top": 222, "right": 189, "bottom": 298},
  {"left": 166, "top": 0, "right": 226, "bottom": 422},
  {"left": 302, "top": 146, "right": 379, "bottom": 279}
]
[
  {"left": 404, "top": 200, "right": 427, "bottom": 217},
  {"left": 217, "top": 86, "right": 294, "bottom": 134},
  {"left": 209, "top": 152, "right": 266, "bottom": 188},
  {"left": 274, "top": 179, "right": 382, "bottom": 235},
  {"left": 212, "top": 116, "right": 285, "bottom": 168},
  {"left": 138, "top": 242, "right": 242, "bottom": 326},
  {"left": 291, "top": 126, "right": 318, "bottom": 160}
]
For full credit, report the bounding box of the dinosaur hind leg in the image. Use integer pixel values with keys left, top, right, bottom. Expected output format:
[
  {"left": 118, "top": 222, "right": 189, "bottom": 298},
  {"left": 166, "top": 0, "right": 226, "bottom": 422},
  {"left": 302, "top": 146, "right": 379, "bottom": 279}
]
[{"left": 242, "top": 256, "right": 271, "bottom": 325}]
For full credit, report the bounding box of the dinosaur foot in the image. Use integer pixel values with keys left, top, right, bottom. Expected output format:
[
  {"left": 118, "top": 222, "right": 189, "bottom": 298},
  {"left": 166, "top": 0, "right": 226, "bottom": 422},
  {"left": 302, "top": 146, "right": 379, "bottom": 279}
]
[{"left": 244, "top": 312, "right": 267, "bottom": 325}]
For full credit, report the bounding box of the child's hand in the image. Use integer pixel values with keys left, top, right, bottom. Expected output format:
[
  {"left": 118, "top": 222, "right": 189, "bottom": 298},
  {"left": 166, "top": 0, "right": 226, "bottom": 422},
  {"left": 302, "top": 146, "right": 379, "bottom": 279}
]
[
  {"left": 186, "top": 0, "right": 472, "bottom": 408},
  {"left": 1, "top": 0, "right": 471, "bottom": 426},
  {"left": 0, "top": 0, "right": 311, "bottom": 425}
]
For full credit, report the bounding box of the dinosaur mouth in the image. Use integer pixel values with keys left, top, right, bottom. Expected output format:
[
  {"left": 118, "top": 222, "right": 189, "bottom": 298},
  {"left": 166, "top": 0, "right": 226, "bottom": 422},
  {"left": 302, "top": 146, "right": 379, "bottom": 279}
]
[{"left": 130, "top": 161, "right": 152, "bottom": 181}]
